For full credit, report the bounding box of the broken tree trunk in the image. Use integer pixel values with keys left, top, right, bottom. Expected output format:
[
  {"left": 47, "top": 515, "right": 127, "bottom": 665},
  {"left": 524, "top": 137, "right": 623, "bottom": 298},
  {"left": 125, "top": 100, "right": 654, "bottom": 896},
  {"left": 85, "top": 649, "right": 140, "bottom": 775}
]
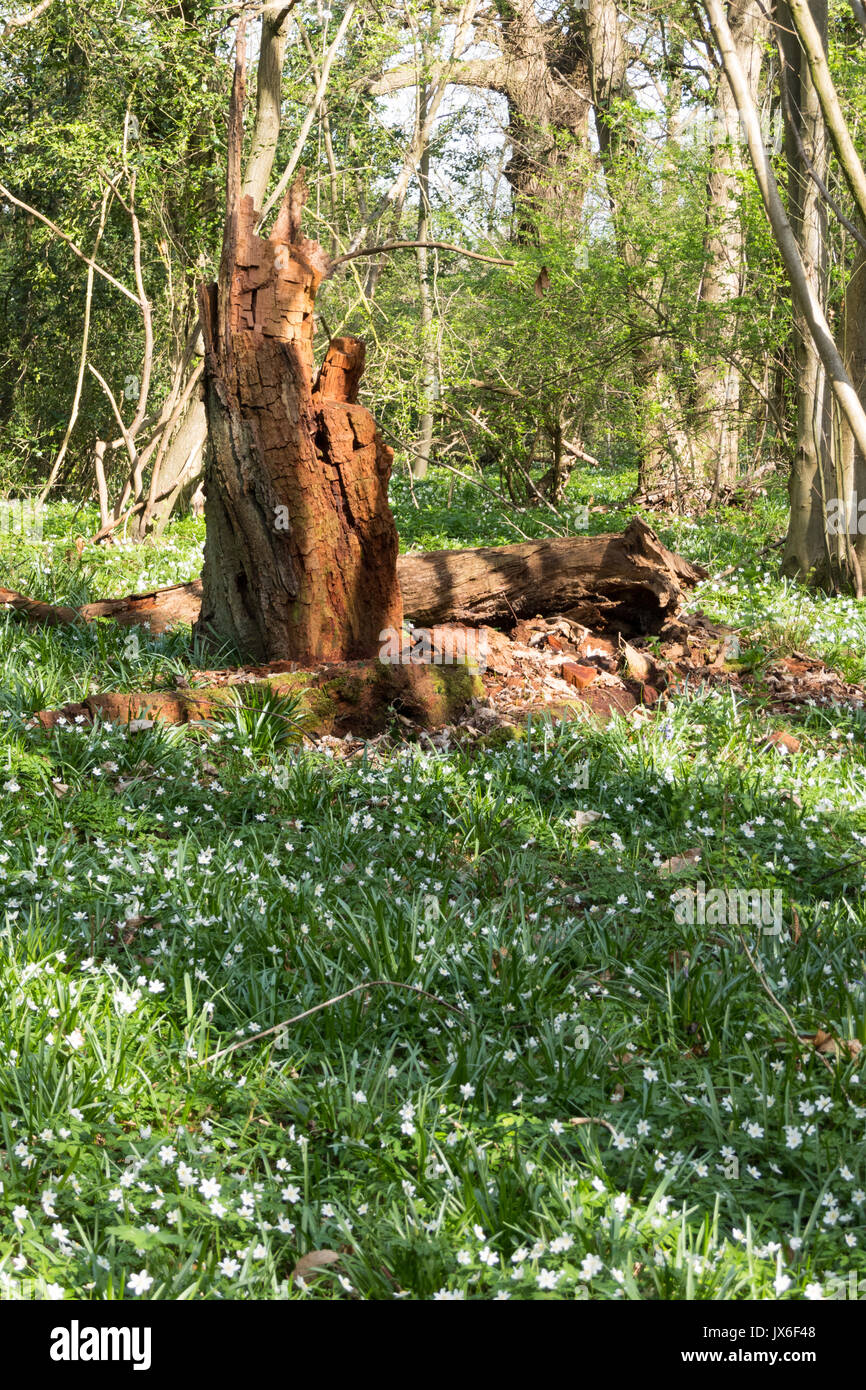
[
  {"left": 1, "top": 520, "right": 705, "bottom": 637},
  {"left": 396, "top": 517, "right": 706, "bottom": 630},
  {"left": 194, "top": 39, "right": 401, "bottom": 663}
]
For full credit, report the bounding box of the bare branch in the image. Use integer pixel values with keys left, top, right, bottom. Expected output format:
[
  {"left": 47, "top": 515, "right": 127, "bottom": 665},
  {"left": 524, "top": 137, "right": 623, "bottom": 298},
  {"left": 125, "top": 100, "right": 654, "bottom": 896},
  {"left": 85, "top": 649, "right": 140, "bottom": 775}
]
[
  {"left": 0, "top": 181, "right": 140, "bottom": 305},
  {"left": 203, "top": 980, "right": 467, "bottom": 1065},
  {"left": 330, "top": 239, "right": 515, "bottom": 269},
  {"left": 1, "top": 0, "right": 55, "bottom": 39},
  {"left": 38, "top": 184, "right": 114, "bottom": 504}
]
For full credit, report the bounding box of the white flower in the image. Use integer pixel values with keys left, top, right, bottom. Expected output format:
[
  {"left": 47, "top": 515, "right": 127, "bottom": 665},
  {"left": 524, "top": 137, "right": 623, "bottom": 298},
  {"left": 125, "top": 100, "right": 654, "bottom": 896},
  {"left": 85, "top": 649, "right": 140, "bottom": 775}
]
[
  {"left": 579, "top": 1254, "right": 603, "bottom": 1280},
  {"left": 64, "top": 1029, "right": 85, "bottom": 1050},
  {"left": 128, "top": 1270, "right": 153, "bottom": 1296}
]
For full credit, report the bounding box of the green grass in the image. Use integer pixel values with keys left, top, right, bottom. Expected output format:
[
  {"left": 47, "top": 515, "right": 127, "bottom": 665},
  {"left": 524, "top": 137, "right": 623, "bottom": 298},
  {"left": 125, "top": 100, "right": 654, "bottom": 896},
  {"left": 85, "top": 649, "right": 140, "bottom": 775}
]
[{"left": 0, "top": 472, "right": 865, "bottom": 1300}]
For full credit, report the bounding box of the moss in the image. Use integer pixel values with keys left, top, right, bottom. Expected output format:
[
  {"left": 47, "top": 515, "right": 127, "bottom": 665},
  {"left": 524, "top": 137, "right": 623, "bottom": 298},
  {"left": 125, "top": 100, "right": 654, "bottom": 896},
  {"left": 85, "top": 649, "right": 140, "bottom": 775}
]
[
  {"left": 52, "top": 658, "right": 483, "bottom": 737},
  {"left": 477, "top": 723, "right": 526, "bottom": 750}
]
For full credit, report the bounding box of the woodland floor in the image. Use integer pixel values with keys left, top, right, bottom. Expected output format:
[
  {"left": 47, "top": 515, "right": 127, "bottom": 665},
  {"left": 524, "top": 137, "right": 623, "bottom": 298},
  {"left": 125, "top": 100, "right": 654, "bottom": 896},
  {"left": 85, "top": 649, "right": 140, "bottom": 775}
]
[{"left": 1, "top": 466, "right": 866, "bottom": 1300}]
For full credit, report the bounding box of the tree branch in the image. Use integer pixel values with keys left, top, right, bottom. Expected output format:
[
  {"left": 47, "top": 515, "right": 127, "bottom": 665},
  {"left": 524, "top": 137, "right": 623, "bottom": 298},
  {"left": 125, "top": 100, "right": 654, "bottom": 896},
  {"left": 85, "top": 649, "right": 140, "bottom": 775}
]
[
  {"left": 0, "top": 181, "right": 139, "bottom": 305},
  {"left": 2, "top": 0, "right": 55, "bottom": 38},
  {"left": 330, "top": 239, "right": 515, "bottom": 269},
  {"left": 369, "top": 55, "right": 511, "bottom": 98}
]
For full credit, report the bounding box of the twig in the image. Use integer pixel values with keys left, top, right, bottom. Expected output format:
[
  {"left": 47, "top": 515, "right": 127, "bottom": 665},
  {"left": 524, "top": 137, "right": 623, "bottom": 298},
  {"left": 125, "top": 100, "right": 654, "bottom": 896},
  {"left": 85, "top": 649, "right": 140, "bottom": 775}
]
[
  {"left": 331, "top": 240, "right": 515, "bottom": 270},
  {"left": 203, "top": 980, "right": 467, "bottom": 1064},
  {"left": 0, "top": 181, "right": 139, "bottom": 305},
  {"left": 569, "top": 1116, "right": 617, "bottom": 1135}
]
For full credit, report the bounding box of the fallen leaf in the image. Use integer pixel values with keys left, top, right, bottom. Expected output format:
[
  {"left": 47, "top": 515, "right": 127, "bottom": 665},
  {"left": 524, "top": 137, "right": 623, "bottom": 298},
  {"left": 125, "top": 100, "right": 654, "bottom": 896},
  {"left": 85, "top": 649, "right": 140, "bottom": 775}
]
[
  {"left": 762, "top": 730, "right": 801, "bottom": 755},
  {"left": 620, "top": 641, "right": 654, "bottom": 684},
  {"left": 292, "top": 1249, "right": 341, "bottom": 1282},
  {"left": 774, "top": 1032, "right": 863, "bottom": 1061},
  {"left": 812, "top": 1029, "right": 862, "bottom": 1060},
  {"left": 657, "top": 848, "right": 702, "bottom": 876}
]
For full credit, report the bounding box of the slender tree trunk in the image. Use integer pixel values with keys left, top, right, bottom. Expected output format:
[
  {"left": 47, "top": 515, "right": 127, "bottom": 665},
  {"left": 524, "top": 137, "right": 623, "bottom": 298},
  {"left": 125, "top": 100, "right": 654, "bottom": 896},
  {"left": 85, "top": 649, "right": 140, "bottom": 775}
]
[
  {"left": 413, "top": 93, "right": 436, "bottom": 480},
  {"left": 777, "top": 0, "right": 837, "bottom": 580},
  {"left": 837, "top": 236, "right": 866, "bottom": 576},
  {"left": 693, "top": 0, "right": 769, "bottom": 492}
]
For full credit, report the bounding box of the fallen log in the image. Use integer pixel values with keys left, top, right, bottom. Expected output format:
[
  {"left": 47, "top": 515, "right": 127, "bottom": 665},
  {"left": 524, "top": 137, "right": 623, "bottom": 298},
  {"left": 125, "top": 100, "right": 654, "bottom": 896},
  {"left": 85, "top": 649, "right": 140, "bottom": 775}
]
[
  {"left": 397, "top": 518, "right": 705, "bottom": 629},
  {"left": 1, "top": 519, "right": 705, "bottom": 638},
  {"left": 0, "top": 580, "right": 203, "bottom": 634}
]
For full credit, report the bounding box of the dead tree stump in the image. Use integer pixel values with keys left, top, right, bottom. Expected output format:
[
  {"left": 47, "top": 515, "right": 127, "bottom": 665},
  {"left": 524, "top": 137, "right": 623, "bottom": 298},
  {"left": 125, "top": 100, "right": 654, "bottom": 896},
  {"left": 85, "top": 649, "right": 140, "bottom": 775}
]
[{"left": 194, "top": 46, "right": 401, "bottom": 662}]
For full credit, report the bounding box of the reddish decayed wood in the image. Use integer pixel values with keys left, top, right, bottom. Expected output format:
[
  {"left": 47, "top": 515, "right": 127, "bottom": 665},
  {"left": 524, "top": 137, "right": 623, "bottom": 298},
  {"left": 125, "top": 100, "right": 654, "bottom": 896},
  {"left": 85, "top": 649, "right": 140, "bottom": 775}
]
[{"left": 195, "top": 182, "right": 402, "bottom": 663}]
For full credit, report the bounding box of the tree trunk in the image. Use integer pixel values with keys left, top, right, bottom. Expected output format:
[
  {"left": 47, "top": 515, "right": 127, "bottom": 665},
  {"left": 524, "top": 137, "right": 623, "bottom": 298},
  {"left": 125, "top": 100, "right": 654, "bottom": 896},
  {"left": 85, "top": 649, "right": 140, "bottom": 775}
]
[
  {"left": 837, "top": 236, "right": 866, "bottom": 577},
  {"left": 413, "top": 95, "right": 436, "bottom": 480},
  {"left": 194, "top": 176, "right": 403, "bottom": 663},
  {"left": 693, "top": 0, "right": 769, "bottom": 493},
  {"left": 397, "top": 518, "right": 704, "bottom": 630},
  {"left": 777, "top": 0, "right": 839, "bottom": 582}
]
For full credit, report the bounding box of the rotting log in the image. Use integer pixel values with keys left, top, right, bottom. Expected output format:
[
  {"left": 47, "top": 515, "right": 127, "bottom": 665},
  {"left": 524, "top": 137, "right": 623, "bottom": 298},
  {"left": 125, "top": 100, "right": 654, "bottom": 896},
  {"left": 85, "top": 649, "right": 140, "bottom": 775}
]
[
  {"left": 395, "top": 517, "right": 705, "bottom": 631},
  {"left": 0, "top": 519, "right": 706, "bottom": 638}
]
